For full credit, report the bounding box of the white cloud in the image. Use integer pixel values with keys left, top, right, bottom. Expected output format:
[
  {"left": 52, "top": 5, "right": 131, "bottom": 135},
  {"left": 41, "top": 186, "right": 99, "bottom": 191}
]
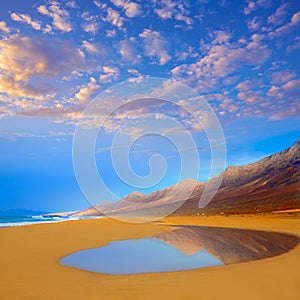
[
  {"left": 81, "top": 12, "right": 100, "bottom": 35},
  {"left": 223, "top": 75, "right": 239, "bottom": 86},
  {"left": 82, "top": 22, "right": 100, "bottom": 35},
  {"left": 66, "top": 1, "right": 78, "bottom": 8},
  {"left": 74, "top": 77, "right": 101, "bottom": 104},
  {"left": 0, "top": 21, "right": 10, "bottom": 33},
  {"left": 119, "top": 38, "right": 140, "bottom": 63},
  {"left": 287, "top": 36, "right": 300, "bottom": 52},
  {"left": 236, "top": 79, "right": 264, "bottom": 104},
  {"left": 237, "top": 90, "right": 263, "bottom": 104},
  {"left": 0, "top": 0, "right": 297, "bottom": 126},
  {"left": 175, "top": 46, "right": 198, "bottom": 61},
  {"left": 267, "top": 3, "right": 289, "bottom": 26},
  {"left": 244, "top": 1, "right": 256, "bottom": 15},
  {"left": 244, "top": 0, "right": 270, "bottom": 15},
  {"left": 37, "top": 1, "right": 73, "bottom": 32},
  {"left": 37, "top": 5, "right": 49, "bottom": 15},
  {"left": 43, "top": 24, "right": 53, "bottom": 34},
  {"left": 106, "top": 28, "right": 116, "bottom": 37},
  {"left": 270, "top": 10, "right": 300, "bottom": 37},
  {"left": 99, "top": 66, "right": 119, "bottom": 83},
  {"left": 110, "top": 0, "right": 141, "bottom": 17},
  {"left": 153, "top": 0, "right": 193, "bottom": 25},
  {"left": 81, "top": 40, "right": 109, "bottom": 60},
  {"left": 219, "top": 98, "right": 240, "bottom": 114},
  {"left": 155, "top": 8, "right": 172, "bottom": 19},
  {"left": 282, "top": 79, "right": 300, "bottom": 91},
  {"left": 270, "top": 107, "right": 300, "bottom": 120},
  {"left": 0, "top": 129, "right": 72, "bottom": 139},
  {"left": 127, "top": 68, "right": 142, "bottom": 81},
  {"left": 266, "top": 78, "right": 300, "bottom": 120},
  {"left": 247, "top": 16, "right": 261, "bottom": 31},
  {"left": 0, "top": 34, "right": 85, "bottom": 99},
  {"left": 172, "top": 32, "right": 270, "bottom": 91},
  {"left": 210, "top": 31, "right": 231, "bottom": 44},
  {"left": 266, "top": 85, "right": 278, "bottom": 98},
  {"left": 82, "top": 41, "right": 100, "bottom": 53},
  {"left": 94, "top": 1, "right": 108, "bottom": 10},
  {"left": 139, "top": 29, "right": 171, "bottom": 65},
  {"left": 271, "top": 70, "right": 296, "bottom": 85},
  {"left": 10, "top": 12, "right": 42, "bottom": 30},
  {"left": 291, "top": 11, "right": 300, "bottom": 25},
  {"left": 236, "top": 80, "right": 251, "bottom": 91},
  {"left": 103, "top": 7, "right": 124, "bottom": 29}
]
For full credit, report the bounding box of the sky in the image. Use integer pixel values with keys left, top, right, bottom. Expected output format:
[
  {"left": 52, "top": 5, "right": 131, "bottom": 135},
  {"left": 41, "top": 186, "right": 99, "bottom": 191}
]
[{"left": 0, "top": 0, "right": 300, "bottom": 212}]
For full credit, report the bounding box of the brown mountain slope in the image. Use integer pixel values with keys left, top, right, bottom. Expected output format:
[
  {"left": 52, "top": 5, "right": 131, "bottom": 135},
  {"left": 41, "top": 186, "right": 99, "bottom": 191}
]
[
  {"left": 73, "top": 141, "right": 300, "bottom": 217},
  {"left": 71, "top": 178, "right": 201, "bottom": 217},
  {"left": 175, "top": 140, "right": 300, "bottom": 215}
]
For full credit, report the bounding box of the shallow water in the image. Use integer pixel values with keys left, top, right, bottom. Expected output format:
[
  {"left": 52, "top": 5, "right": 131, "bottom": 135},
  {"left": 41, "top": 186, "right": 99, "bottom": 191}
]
[
  {"left": 60, "top": 225, "right": 299, "bottom": 275},
  {"left": 60, "top": 238, "right": 223, "bottom": 274}
]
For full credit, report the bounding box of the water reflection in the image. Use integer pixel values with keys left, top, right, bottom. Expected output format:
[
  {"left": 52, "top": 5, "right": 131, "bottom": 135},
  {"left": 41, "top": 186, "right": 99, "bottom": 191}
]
[
  {"left": 60, "top": 238, "right": 222, "bottom": 274},
  {"left": 60, "top": 226, "right": 299, "bottom": 274},
  {"left": 157, "top": 226, "right": 300, "bottom": 264}
]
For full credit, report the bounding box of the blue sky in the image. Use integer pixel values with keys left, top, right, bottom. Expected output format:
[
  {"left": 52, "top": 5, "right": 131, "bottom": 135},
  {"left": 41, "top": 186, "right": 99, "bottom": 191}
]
[{"left": 0, "top": 0, "right": 300, "bottom": 212}]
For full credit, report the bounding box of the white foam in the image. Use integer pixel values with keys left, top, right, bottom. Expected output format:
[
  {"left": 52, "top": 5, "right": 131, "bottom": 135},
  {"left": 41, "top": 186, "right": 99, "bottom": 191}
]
[{"left": 0, "top": 216, "right": 102, "bottom": 228}]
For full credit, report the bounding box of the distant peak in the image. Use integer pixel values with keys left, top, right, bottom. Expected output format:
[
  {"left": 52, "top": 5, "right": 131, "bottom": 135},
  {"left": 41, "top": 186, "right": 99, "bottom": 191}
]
[
  {"left": 291, "top": 140, "right": 300, "bottom": 149},
  {"left": 176, "top": 178, "right": 200, "bottom": 186},
  {"left": 225, "top": 165, "right": 240, "bottom": 172},
  {"left": 129, "top": 191, "right": 145, "bottom": 196},
  {"left": 121, "top": 191, "right": 146, "bottom": 202},
  {"left": 183, "top": 177, "right": 199, "bottom": 182}
]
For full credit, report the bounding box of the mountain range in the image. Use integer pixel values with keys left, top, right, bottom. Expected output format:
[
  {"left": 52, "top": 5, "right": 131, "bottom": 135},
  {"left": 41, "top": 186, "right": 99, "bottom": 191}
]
[{"left": 72, "top": 140, "right": 300, "bottom": 217}]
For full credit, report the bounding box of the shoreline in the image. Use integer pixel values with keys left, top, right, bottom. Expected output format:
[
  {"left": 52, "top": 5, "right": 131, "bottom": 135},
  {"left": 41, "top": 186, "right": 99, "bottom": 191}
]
[
  {"left": 0, "top": 215, "right": 299, "bottom": 299},
  {"left": 0, "top": 215, "right": 103, "bottom": 228}
]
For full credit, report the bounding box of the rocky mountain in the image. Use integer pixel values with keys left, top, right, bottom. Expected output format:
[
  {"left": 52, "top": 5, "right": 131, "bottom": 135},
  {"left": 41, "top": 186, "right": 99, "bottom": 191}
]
[
  {"left": 176, "top": 140, "right": 300, "bottom": 215},
  {"left": 71, "top": 201, "right": 113, "bottom": 217},
  {"left": 72, "top": 141, "right": 300, "bottom": 217},
  {"left": 71, "top": 178, "right": 201, "bottom": 218}
]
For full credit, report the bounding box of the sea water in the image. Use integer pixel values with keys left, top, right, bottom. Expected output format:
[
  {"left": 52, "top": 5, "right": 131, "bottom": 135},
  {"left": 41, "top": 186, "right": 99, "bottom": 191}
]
[{"left": 0, "top": 215, "right": 100, "bottom": 228}]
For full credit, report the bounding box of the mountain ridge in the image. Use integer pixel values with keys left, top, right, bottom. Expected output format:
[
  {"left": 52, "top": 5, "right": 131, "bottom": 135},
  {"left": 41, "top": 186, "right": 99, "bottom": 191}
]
[{"left": 72, "top": 140, "right": 300, "bottom": 217}]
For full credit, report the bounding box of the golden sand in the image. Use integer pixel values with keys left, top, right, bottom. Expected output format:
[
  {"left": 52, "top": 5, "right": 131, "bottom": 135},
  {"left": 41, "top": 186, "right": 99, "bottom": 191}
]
[{"left": 0, "top": 215, "right": 299, "bottom": 300}]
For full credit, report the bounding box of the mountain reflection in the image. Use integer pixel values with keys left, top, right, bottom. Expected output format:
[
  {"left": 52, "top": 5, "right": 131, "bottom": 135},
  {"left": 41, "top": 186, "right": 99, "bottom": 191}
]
[{"left": 156, "top": 226, "right": 299, "bottom": 264}]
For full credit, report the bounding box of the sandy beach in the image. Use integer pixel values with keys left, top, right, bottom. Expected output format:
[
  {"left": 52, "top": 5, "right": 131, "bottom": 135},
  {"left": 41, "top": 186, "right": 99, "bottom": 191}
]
[{"left": 0, "top": 215, "right": 299, "bottom": 300}]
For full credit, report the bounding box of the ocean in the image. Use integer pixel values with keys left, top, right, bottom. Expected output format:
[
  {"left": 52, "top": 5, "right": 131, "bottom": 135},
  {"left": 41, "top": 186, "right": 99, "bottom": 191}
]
[{"left": 0, "top": 215, "right": 99, "bottom": 228}]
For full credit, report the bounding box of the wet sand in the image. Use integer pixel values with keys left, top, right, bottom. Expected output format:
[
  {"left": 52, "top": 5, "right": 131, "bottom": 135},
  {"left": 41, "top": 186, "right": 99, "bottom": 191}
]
[{"left": 0, "top": 215, "right": 299, "bottom": 300}]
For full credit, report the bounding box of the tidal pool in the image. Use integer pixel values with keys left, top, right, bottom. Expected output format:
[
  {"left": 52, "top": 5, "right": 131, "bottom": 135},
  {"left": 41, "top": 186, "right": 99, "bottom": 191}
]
[
  {"left": 60, "top": 238, "right": 222, "bottom": 274},
  {"left": 60, "top": 226, "right": 299, "bottom": 275}
]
